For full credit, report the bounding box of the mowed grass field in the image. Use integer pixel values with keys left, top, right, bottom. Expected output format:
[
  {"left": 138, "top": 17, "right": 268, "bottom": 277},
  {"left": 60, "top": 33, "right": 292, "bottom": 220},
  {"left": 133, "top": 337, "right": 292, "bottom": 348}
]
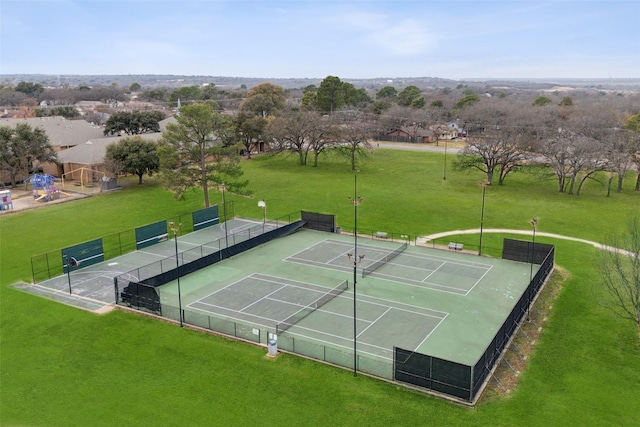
[{"left": 1, "top": 149, "right": 639, "bottom": 426}]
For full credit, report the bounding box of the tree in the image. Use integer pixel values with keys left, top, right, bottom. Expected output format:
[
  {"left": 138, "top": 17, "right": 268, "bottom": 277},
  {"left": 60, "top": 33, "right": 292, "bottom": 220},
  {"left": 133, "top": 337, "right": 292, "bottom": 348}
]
[
  {"left": 341, "top": 82, "right": 371, "bottom": 108},
  {"left": 532, "top": 96, "right": 552, "bottom": 107},
  {"left": 559, "top": 97, "right": 573, "bottom": 106},
  {"left": 234, "top": 111, "right": 267, "bottom": 159},
  {"left": 104, "top": 110, "right": 165, "bottom": 136},
  {"left": 15, "top": 81, "right": 44, "bottom": 98},
  {"left": 595, "top": 215, "right": 640, "bottom": 331},
  {"left": 315, "top": 76, "right": 344, "bottom": 113},
  {"left": 300, "top": 91, "right": 317, "bottom": 111},
  {"left": 455, "top": 103, "right": 533, "bottom": 185},
  {"left": 36, "top": 106, "right": 80, "bottom": 119},
  {"left": 239, "top": 83, "right": 286, "bottom": 117},
  {"left": 158, "top": 103, "right": 246, "bottom": 207},
  {"left": 376, "top": 86, "right": 397, "bottom": 100},
  {"left": 625, "top": 113, "right": 640, "bottom": 191},
  {"left": 411, "top": 96, "right": 426, "bottom": 109},
  {"left": 169, "top": 85, "right": 203, "bottom": 107},
  {"left": 454, "top": 94, "right": 480, "bottom": 109},
  {"left": 104, "top": 136, "right": 159, "bottom": 184},
  {"left": 265, "top": 111, "right": 315, "bottom": 165},
  {"left": 129, "top": 82, "right": 141, "bottom": 92},
  {"left": 334, "top": 110, "right": 374, "bottom": 171},
  {"left": 397, "top": 86, "right": 422, "bottom": 107},
  {"left": 0, "top": 123, "right": 57, "bottom": 188},
  {"left": 305, "top": 112, "right": 337, "bottom": 167}
]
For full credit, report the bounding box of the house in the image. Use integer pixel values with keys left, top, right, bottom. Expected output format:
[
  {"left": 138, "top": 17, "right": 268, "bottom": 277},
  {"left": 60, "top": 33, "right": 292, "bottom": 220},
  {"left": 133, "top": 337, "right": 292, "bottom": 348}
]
[
  {"left": 375, "top": 127, "right": 436, "bottom": 143},
  {"left": 446, "top": 122, "right": 467, "bottom": 138},
  {"left": 0, "top": 116, "right": 106, "bottom": 150},
  {"left": 48, "top": 117, "right": 175, "bottom": 181}
]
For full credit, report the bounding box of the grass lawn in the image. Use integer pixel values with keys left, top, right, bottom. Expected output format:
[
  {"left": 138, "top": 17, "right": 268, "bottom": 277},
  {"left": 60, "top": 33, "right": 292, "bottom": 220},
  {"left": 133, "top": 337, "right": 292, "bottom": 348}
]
[{"left": 1, "top": 149, "right": 639, "bottom": 426}]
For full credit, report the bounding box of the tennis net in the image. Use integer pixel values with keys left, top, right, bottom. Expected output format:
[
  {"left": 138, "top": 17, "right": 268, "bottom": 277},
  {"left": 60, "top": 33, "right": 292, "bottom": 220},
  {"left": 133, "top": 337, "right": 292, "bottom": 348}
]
[
  {"left": 276, "top": 279, "right": 349, "bottom": 335},
  {"left": 362, "top": 242, "right": 408, "bottom": 277}
]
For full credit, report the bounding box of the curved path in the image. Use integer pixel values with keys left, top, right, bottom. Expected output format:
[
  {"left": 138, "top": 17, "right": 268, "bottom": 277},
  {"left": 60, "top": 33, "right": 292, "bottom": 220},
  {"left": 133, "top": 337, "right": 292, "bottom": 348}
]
[{"left": 418, "top": 228, "right": 637, "bottom": 257}]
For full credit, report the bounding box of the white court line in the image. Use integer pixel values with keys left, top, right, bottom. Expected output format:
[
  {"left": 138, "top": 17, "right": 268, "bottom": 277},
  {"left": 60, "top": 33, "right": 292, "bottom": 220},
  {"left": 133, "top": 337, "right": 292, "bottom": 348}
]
[
  {"left": 369, "top": 269, "right": 469, "bottom": 295},
  {"left": 335, "top": 291, "right": 448, "bottom": 318},
  {"left": 137, "top": 249, "right": 170, "bottom": 258},
  {"left": 356, "top": 307, "right": 392, "bottom": 339},
  {"left": 252, "top": 274, "right": 338, "bottom": 294},
  {"left": 463, "top": 265, "right": 494, "bottom": 296},
  {"left": 237, "top": 284, "right": 288, "bottom": 312},
  {"left": 285, "top": 323, "right": 393, "bottom": 360},
  {"left": 189, "top": 301, "right": 280, "bottom": 325},
  {"left": 413, "top": 314, "right": 449, "bottom": 351},
  {"left": 421, "top": 261, "right": 447, "bottom": 282}
]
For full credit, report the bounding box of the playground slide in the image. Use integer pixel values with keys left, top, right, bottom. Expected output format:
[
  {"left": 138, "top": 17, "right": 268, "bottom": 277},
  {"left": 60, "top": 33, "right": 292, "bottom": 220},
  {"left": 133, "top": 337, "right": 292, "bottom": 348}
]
[{"left": 34, "top": 193, "right": 48, "bottom": 202}]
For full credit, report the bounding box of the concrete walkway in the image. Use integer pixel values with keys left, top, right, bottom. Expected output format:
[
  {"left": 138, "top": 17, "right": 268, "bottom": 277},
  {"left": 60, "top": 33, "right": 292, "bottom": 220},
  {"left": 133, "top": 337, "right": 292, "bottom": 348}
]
[{"left": 417, "top": 228, "right": 637, "bottom": 257}]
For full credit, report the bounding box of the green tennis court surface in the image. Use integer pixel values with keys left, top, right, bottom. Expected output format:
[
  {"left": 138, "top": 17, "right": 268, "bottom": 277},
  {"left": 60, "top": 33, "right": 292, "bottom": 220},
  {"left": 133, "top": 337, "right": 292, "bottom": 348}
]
[
  {"left": 158, "top": 229, "right": 534, "bottom": 368},
  {"left": 286, "top": 238, "right": 492, "bottom": 296},
  {"left": 186, "top": 272, "right": 446, "bottom": 360},
  {"left": 23, "top": 221, "right": 537, "bottom": 391},
  {"left": 24, "top": 219, "right": 277, "bottom": 306}
]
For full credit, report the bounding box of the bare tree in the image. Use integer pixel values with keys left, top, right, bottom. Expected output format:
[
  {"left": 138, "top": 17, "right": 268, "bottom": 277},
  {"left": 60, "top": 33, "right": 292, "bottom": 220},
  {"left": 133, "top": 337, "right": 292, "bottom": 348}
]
[
  {"left": 265, "top": 111, "right": 314, "bottom": 166},
  {"left": 455, "top": 102, "right": 533, "bottom": 185},
  {"left": 334, "top": 110, "right": 375, "bottom": 171},
  {"left": 596, "top": 216, "right": 640, "bottom": 331},
  {"left": 306, "top": 112, "right": 338, "bottom": 167}
]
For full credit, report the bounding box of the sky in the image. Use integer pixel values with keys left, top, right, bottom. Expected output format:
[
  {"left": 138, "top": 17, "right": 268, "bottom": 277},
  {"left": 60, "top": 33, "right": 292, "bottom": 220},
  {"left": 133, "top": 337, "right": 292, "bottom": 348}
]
[{"left": 1, "top": 0, "right": 639, "bottom": 80}]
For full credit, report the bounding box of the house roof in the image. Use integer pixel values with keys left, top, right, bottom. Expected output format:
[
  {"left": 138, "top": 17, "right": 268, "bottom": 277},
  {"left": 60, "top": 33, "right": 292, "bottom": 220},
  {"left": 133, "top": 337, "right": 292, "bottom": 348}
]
[
  {"left": 56, "top": 131, "right": 166, "bottom": 165},
  {"left": 389, "top": 127, "right": 434, "bottom": 137},
  {"left": 0, "top": 116, "right": 107, "bottom": 148},
  {"left": 2, "top": 115, "right": 176, "bottom": 166}
]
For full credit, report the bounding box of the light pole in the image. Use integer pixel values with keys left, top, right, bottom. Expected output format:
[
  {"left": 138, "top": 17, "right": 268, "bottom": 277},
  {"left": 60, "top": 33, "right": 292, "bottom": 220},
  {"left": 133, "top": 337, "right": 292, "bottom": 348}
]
[
  {"left": 169, "top": 221, "right": 184, "bottom": 327},
  {"left": 63, "top": 255, "right": 79, "bottom": 294},
  {"left": 221, "top": 183, "right": 228, "bottom": 248},
  {"left": 347, "top": 171, "right": 364, "bottom": 376},
  {"left": 478, "top": 183, "right": 487, "bottom": 256},
  {"left": 527, "top": 218, "right": 537, "bottom": 321},
  {"left": 258, "top": 200, "right": 266, "bottom": 227},
  {"left": 529, "top": 219, "right": 537, "bottom": 282},
  {"left": 443, "top": 137, "right": 448, "bottom": 180}
]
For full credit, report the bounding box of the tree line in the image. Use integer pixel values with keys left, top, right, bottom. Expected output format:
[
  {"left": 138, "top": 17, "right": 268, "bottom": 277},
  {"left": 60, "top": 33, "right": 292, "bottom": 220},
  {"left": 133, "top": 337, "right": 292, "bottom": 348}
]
[{"left": 1, "top": 76, "right": 639, "bottom": 199}]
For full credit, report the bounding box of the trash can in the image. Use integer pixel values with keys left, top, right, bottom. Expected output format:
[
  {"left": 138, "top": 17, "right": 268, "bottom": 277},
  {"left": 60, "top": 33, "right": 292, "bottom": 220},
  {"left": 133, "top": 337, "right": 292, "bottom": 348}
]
[
  {"left": 267, "top": 339, "right": 278, "bottom": 356},
  {"left": 335, "top": 227, "right": 342, "bottom": 234}
]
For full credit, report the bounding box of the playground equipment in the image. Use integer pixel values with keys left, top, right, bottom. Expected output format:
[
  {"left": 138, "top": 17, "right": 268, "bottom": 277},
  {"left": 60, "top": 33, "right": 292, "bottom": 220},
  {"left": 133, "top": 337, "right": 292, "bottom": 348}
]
[
  {"left": 61, "top": 167, "right": 107, "bottom": 191},
  {"left": 0, "top": 189, "right": 13, "bottom": 210},
  {"left": 29, "top": 174, "right": 69, "bottom": 202}
]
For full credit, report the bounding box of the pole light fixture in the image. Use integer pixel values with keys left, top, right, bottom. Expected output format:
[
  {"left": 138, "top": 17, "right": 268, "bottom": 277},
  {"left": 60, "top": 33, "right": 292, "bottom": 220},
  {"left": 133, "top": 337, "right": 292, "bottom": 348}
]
[
  {"left": 529, "top": 218, "right": 537, "bottom": 282},
  {"left": 528, "top": 218, "right": 538, "bottom": 321},
  {"left": 221, "top": 183, "right": 228, "bottom": 248},
  {"left": 64, "top": 255, "right": 79, "bottom": 294},
  {"left": 258, "top": 200, "right": 266, "bottom": 225},
  {"left": 478, "top": 182, "right": 488, "bottom": 256},
  {"left": 169, "top": 221, "right": 184, "bottom": 327},
  {"left": 443, "top": 138, "right": 448, "bottom": 180},
  {"left": 347, "top": 171, "right": 364, "bottom": 376}
]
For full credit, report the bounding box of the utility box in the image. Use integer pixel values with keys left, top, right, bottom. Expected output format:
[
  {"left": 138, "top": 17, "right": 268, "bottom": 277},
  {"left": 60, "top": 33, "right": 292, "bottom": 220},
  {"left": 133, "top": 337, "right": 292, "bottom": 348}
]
[{"left": 267, "top": 339, "right": 278, "bottom": 356}]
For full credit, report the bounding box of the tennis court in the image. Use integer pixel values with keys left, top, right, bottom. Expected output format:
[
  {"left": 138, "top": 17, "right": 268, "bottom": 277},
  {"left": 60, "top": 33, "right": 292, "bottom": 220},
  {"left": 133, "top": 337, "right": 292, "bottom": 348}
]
[
  {"left": 286, "top": 238, "right": 492, "bottom": 296},
  {"left": 186, "top": 272, "right": 446, "bottom": 361},
  {"left": 25, "top": 216, "right": 548, "bottom": 402},
  {"left": 28, "top": 219, "right": 277, "bottom": 305},
  {"left": 156, "top": 229, "right": 534, "bottom": 367}
]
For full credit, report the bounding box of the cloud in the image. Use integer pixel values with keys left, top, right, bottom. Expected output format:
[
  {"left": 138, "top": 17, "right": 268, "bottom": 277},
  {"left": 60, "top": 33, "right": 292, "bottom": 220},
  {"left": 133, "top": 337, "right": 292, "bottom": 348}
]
[
  {"left": 332, "top": 9, "right": 437, "bottom": 56},
  {"left": 366, "top": 19, "right": 436, "bottom": 55}
]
